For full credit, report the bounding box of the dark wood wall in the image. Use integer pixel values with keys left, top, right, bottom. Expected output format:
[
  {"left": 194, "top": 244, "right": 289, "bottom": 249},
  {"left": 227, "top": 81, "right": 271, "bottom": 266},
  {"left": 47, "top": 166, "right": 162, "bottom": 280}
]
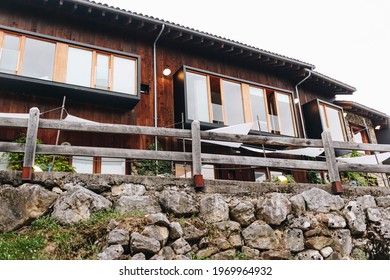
[{"left": 0, "top": 1, "right": 324, "bottom": 154}]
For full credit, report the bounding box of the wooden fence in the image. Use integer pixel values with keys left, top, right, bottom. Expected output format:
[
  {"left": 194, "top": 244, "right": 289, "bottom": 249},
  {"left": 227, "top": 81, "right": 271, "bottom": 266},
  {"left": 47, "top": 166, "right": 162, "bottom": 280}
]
[{"left": 1, "top": 107, "right": 390, "bottom": 193}]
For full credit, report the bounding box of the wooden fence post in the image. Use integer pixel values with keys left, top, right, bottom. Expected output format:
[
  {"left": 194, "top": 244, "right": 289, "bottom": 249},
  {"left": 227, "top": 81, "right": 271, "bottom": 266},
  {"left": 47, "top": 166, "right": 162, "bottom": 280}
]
[
  {"left": 191, "top": 120, "right": 204, "bottom": 188},
  {"left": 321, "top": 130, "right": 343, "bottom": 194},
  {"left": 22, "top": 107, "right": 40, "bottom": 182}
]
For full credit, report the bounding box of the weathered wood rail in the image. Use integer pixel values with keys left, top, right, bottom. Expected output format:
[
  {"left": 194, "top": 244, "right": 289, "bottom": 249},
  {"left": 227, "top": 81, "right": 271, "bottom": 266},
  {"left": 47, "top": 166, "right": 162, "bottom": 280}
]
[{"left": 1, "top": 107, "right": 390, "bottom": 193}]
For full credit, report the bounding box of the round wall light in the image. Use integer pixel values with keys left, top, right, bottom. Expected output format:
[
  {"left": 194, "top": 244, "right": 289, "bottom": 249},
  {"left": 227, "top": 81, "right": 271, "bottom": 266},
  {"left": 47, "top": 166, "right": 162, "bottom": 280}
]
[{"left": 163, "top": 68, "right": 171, "bottom": 76}]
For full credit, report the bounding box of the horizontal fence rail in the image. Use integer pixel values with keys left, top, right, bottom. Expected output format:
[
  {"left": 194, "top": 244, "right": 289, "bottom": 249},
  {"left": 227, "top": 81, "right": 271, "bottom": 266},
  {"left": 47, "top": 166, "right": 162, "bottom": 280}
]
[{"left": 1, "top": 107, "right": 390, "bottom": 193}]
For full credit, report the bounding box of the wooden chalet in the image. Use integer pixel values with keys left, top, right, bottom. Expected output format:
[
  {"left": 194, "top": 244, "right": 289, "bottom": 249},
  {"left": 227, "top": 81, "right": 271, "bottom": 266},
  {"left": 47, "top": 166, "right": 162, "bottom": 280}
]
[{"left": 0, "top": 0, "right": 359, "bottom": 182}]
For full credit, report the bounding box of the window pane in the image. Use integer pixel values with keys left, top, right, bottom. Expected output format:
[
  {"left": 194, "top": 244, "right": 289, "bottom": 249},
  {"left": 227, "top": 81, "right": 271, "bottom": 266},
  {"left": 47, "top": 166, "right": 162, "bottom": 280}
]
[
  {"left": 186, "top": 72, "right": 210, "bottom": 122},
  {"left": 21, "top": 38, "right": 55, "bottom": 80},
  {"left": 249, "top": 87, "right": 268, "bottom": 132},
  {"left": 101, "top": 158, "right": 126, "bottom": 175},
  {"left": 0, "top": 34, "right": 20, "bottom": 74},
  {"left": 95, "top": 54, "right": 109, "bottom": 89},
  {"left": 276, "top": 93, "right": 295, "bottom": 136},
  {"left": 72, "top": 156, "right": 93, "bottom": 174},
  {"left": 319, "top": 105, "right": 328, "bottom": 129},
  {"left": 326, "top": 106, "right": 345, "bottom": 141},
  {"left": 113, "top": 56, "right": 136, "bottom": 95},
  {"left": 66, "top": 47, "right": 92, "bottom": 87},
  {"left": 222, "top": 80, "right": 244, "bottom": 125},
  {"left": 210, "top": 76, "right": 223, "bottom": 124}
]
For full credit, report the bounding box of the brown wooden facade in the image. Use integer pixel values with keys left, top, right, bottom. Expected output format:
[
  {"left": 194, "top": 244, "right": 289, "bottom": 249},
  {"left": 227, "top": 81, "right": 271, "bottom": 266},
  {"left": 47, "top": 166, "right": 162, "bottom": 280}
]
[{"left": 0, "top": 0, "right": 357, "bottom": 181}]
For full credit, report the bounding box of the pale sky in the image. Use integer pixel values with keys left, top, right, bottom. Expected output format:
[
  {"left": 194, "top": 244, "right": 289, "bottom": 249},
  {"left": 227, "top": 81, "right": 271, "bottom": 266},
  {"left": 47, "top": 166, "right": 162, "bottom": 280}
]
[{"left": 98, "top": 0, "right": 390, "bottom": 116}]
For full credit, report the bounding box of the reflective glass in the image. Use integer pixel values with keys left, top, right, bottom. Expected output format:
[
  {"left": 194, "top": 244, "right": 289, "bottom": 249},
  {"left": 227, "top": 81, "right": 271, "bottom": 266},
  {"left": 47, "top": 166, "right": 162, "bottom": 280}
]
[
  {"left": 101, "top": 158, "right": 126, "bottom": 175},
  {"left": 276, "top": 93, "right": 295, "bottom": 136},
  {"left": 186, "top": 72, "right": 210, "bottom": 122},
  {"left": 72, "top": 156, "right": 93, "bottom": 174},
  {"left": 326, "top": 106, "right": 345, "bottom": 141},
  {"left": 222, "top": 80, "right": 244, "bottom": 125},
  {"left": 113, "top": 56, "right": 136, "bottom": 95},
  {"left": 0, "top": 34, "right": 20, "bottom": 74},
  {"left": 95, "top": 54, "right": 109, "bottom": 89},
  {"left": 249, "top": 87, "right": 269, "bottom": 132},
  {"left": 66, "top": 47, "right": 92, "bottom": 87},
  {"left": 21, "top": 38, "right": 55, "bottom": 80}
]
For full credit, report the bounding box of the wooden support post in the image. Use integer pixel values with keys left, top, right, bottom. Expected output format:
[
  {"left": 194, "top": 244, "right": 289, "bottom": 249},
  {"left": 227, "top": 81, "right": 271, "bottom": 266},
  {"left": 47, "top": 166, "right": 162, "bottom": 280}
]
[
  {"left": 22, "top": 107, "right": 40, "bottom": 182},
  {"left": 322, "top": 130, "right": 343, "bottom": 194},
  {"left": 191, "top": 120, "right": 204, "bottom": 188}
]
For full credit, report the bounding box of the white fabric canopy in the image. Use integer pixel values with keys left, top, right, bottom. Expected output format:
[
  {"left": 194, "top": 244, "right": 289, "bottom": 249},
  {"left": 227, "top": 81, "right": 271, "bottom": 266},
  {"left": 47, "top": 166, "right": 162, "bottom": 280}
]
[
  {"left": 241, "top": 146, "right": 324, "bottom": 158},
  {"left": 201, "top": 122, "right": 253, "bottom": 148},
  {"left": 0, "top": 113, "right": 29, "bottom": 119},
  {"left": 337, "top": 152, "right": 390, "bottom": 165},
  {"left": 63, "top": 114, "right": 97, "bottom": 124}
]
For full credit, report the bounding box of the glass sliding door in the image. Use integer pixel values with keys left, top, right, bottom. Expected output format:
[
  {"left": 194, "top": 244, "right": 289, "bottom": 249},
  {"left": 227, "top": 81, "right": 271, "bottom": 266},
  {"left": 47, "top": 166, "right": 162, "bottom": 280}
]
[
  {"left": 222, "top": 80, "right": 244, "bottom": 125},
  {"left": 276, "top": 92, "right": 296, "bottom": 137},
  {"left": 186, "top": 71, "right": 210, "bottom": 122},
  {"left": 249, "top": 86, "right": 269, "bottom": 132},
  {"left": 0, "top": 34, "right": 20, "bottom": 74},
  {"left": 21, "top": 38, "right": 55, "bottom": 80},
  {"left": 66, "top": 47, "right": 92, "bottom": 87}
]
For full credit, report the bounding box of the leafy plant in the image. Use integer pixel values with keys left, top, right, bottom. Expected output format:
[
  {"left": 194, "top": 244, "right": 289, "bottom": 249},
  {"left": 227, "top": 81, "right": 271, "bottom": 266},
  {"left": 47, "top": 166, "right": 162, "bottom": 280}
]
[
  {"left": 133, "top": 142, "right": 172, "bottom": 176},
  {"left": 2, "top": 135, "right": 75, "bottom": 172},
  {"left": 307, "top": 171, "right": 324, "bottom": 184}
]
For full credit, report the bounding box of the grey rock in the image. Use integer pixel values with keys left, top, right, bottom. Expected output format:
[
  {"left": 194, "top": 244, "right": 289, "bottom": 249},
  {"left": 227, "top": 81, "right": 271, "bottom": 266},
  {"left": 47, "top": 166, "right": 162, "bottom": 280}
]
[
  {"left": 152, "top": 246, "right": 175, "bottom": 260},
  {"left": 356, "top": 195, "right": 377, "bottom": 210},
  {"left": 305, "top": 236, "right": 333, "bottom": 250},
  {"left": 159, "top": 190, "right": 198, "bottom": 216},
  {"left": 171, "top": 238, "right": 192, "bottom": 255},
  {"left": 210, "top": 249, "right": 236, "bottom": 260},
  {"left": 142, "top": 225, "right": 169, "bottom": 247},
  {"left": 145, "top": 213, "right": 170, "bottom": 227},
  {"left": 183, "top": 225, "right": 208, "bottom": 241},
  {"left": 131, "top": 253, "right": 146, "bottom": 260},
  {"left": 199, "top": 237, "right": 209, "bottom": 249},
  {"left": 327, "top": 252, "right": 343, "bottom": 260},
  {"left": 261, "top": 250, "right": 292, "bottom": 260},
  {"left": 320, "top": 246, "right": 333, "bottom": 258},
  {"left": 367, "top": 208, "right": 382, "bottom": 222},
  {"left": 284, "top": 229, "right": 304, "bottom": 252},
  {"left": 351, "top": 247, "right": 368, "bottom": 260},
  {"left": 51, "top": 185, "right": 111, "bottom": 225},
  {"left": 114, "top": 195, "right": 161, "bottom": 215},
  {"left": 0, "top": 184, "right": 58, "bottom": 232},
  {"left": 256, "top": 193, "right": 291, "bottom": 225},
  {"left": 108, "top": 229, "right": 129, "bottom": 246},
  {"left": 343, "top": 201, "right": 366, "bottom": 235},
  {"left": 332, "top": 229, "right": 353, "bottom": 256},
  {"left": 174, "top": 255, "right": 191, "bottom": 260},
  {"left": 216, "top": 238, "right": 232, "bottom": 250},
  {"left": 169, "top": 222, "right": 183, "bottom": 240},
  {"left": 288, "top": 215, "right": 311, "bottom": 230},
  {"left": 242, "top": 221, "right": 279, "bottom": 250},
  {"left": 295, "top": 250, "right": 323, "bottom": 260},
  {"left": 97, "top": 245, "right": 124, "bottom": 260},
  {"left": 289, "top": 194, "right": 306, "bottom": 214},
  {"left": 213, "top": 221, "right": 241, "bottom": 238},
  {"left": 382, "top": 207, "right": 390, "bottom": 220},
  {"left": 228, "top": 234, "right": 243, "bottom": 248},
  {"left": 376, "top": 196, "right": 390, "bottom": 208},
  {"left": 301, "top": 188, "right": 344, "bottom": 212},
  {"left": 52, "top": 187, "right": 63, "bottom": 194},
  {"left": 199, "top": 194, "right": 229, "bottom": 223},
  {"left": 242, "top": 246, "right": 260, "bottom": 259},
  {"left": 321, "top": 213, "right": 346, "bottom": 228},
  {"left": 196, "top": 247, "right": 219, "bottom": 259},
  {"left": 107, "top": 219, "right": 119, "bottom": 231},
  {"left": 230, "top": 201, "right": 256, "bottom": 226},
  {"left": 130, "top": 232, "right": 161, "bottom": 255},
  {"left": 111, "top": 183, "right": 146, "bottom": 197},
  {"left": 380, "top": 220, "right": 390, "bottom": 238}
]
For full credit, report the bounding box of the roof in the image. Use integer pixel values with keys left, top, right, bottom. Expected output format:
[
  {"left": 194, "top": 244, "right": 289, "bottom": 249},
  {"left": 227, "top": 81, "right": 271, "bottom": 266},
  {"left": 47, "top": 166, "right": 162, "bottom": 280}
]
[
  {"left": 335, "top": 100, "right": 389, "bottom": 128},
  {"left": 20, "top": 0, "right": 355, "bottom": 95}
]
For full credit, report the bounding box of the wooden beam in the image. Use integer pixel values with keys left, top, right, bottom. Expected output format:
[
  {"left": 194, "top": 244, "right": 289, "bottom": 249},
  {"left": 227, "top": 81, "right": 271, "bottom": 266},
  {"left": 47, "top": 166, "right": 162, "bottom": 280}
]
[
  {"left": 125, "top": 17, "right": 132, "bottom": 25},
  {"left": 22, "top": 108, "right": 40, "bottom": 182},
  {"left": 322, "top": 130, "right": 342, "bottom": 194},
  {"left": 191, "top": 120, "right": 202, "bottom": 175},
  {"left": 171, "top": 31, "right": 183, "bottom": 40},
  {"left": 72, "top": 3, "right": 78, "bottom": 11}
]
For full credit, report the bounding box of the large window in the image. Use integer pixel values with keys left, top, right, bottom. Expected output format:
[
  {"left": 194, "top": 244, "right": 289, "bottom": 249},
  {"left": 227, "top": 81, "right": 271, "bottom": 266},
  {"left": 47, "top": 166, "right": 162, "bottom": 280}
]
[
  {"left": 319, "top": 102, "right": 347, "bottom": 141},
  {"left": 184, "top": 70, "right": 297, "bottom": 136},
  {"left": 0, "top": 30, "right": 138, "bottom": 96}
]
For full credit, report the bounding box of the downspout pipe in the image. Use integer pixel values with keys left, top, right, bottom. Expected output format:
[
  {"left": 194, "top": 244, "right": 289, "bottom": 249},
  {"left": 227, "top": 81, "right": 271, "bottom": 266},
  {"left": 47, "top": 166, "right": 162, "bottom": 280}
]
[
  {"left": 294, "top": 69, "right": 312, "bottom": 139},
  {"left": 153, "top": 24, "right": 165, "bottom": 151}
]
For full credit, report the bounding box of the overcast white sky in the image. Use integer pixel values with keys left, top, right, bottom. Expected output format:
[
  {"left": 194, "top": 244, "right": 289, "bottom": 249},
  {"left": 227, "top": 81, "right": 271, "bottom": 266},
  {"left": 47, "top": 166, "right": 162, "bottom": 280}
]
[{"left": 98, "top": 0, "right": 390, "bottom": 116}]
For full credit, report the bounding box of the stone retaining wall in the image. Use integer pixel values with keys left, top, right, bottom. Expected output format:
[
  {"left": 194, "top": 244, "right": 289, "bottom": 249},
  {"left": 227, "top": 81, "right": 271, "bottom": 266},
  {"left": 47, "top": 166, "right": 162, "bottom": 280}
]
[{"left": 1, "top": 171, "right": 390, "bottom": 260}]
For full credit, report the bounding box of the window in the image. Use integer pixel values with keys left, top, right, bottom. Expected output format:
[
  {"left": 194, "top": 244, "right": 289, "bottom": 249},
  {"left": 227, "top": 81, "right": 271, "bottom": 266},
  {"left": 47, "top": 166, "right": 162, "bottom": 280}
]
[
  {"left": 183, "top": 69, "right": 297, "bottom": 137},
  {"left": 101, "top": 158, "right": 126, "bottom": 175},
  {"left": 0, "top": 34, "right": 20, "bottom": 74},
  {"left": 21, "top": 38, "right": 55, "bottom": 80},
  {"left": 72, "top": 156, "right": 94, "bottom": 174},
  {"left": 0, "top": 30, "right": 138, "bottom": 96},
  {"left": 319, "top": 102, "right": 347, "bottom": 141}
]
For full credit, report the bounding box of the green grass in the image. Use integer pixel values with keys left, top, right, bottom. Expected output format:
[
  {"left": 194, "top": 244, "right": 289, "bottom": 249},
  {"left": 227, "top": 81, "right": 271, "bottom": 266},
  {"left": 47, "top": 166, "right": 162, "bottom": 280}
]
[{"left": 0, "top": 209, "right": 146, "bottom": 260}]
